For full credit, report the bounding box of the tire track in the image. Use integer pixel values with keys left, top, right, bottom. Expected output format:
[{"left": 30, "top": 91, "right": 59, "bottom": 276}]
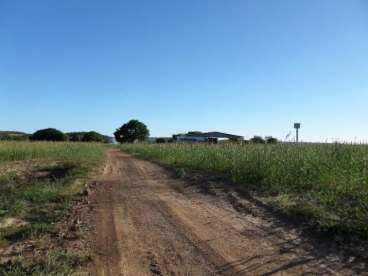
[{"left": 89, "top": 150, "right": 356, "bottom": 276}]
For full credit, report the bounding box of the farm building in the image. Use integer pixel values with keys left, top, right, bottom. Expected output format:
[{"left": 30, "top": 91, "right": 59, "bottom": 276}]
[{"left": 174, "top": 131, "right": 244, "bottom": 143}]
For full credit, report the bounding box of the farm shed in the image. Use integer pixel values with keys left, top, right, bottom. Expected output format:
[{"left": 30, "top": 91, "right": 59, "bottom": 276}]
[{"left": 174, "top": 131, "right": 244, "bottom": 143}]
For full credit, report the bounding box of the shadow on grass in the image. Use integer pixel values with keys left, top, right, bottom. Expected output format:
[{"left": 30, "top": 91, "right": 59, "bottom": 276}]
[
  {"left": 0, "top": 223, "right": 54, "bottom": 243},
  {"left": 32, "top": 163, "right": 77, "bottom": 182}
]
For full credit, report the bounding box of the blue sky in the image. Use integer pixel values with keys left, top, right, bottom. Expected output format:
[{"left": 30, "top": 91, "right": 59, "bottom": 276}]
[{"left": 1, "top": 1, "right": 368, "bottom": 141}]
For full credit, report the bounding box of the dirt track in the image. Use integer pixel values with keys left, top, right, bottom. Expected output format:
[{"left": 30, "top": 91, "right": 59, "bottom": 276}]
[{"left": 89, "top": 150, "right": 360, "bottom": 276}]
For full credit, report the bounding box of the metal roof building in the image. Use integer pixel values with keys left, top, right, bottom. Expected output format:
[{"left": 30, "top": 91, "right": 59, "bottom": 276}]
[{"left": 174, "top": 131, "right": 244, "bottom": 142}]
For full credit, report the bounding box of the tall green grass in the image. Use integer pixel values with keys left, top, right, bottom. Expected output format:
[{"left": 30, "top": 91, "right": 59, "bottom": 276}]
[
  {"left": 0, "top": 141, "right": 107, "bottom": 163},
  {"left": 121, "top": 143, "right": 368, "bottom": 240}
]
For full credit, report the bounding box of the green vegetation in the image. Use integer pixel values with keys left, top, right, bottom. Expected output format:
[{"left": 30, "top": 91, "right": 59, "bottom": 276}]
[
  {"left": 0, "top": 141, "right": 106, "bottom": 163},
  {"left": 0, "top": 129, "right": 112, "bottom": 143},
  {"left": 250, "top": 136, "right": 266, "bottom": 144},
  {"left": 114, "top": 119, "right": 150, "bottom": 143},
  {"left": 0, "top": 142, "right": 107, "bottom": 275},
  {"left": 265, "top": 136, "right": 278, "bottom": 144},
  {"left": 67, "top": 132, "right": 85, "bottom": 142},
  {"left": 30, "top": 128, "right": 67, "bottom": 142},
  {"left": 0, "top": 131, "right": 29, "bottom": 141},
  {"left": 67, "top": 131, "right": 112, "bottom": 143},
  {"left": 0, "top": 250, "right": 91, "bottom": 276},
  {"left": 0, "top": 163, "right": 87, "bottom": 242},
  {"left": 81, "top": 131, "right": 110, "bottom": 143},
  {"left": 121, "top": 143, "right": 368, "bottom": 241}
]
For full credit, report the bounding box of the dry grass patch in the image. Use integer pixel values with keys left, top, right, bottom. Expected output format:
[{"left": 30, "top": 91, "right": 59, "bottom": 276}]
[
  {"left": 0, "top": 141, "right": 107, "bottom": 275},
  {"left": 0, "top": 218, "right": 28, "bottom": 229}
]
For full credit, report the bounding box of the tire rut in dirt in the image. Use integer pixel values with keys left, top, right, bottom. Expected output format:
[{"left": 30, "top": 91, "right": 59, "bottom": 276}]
[{"left": 89, "top": 150, "right": 358, "bottom": 276}]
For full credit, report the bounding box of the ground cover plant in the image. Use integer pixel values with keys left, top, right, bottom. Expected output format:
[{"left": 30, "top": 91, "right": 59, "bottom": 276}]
[
  {"left": 121, "top": 143, "right": 368, "bottom": 241},
  {"left": 0, "top": 141, "right": 107, "bottom": 275}
]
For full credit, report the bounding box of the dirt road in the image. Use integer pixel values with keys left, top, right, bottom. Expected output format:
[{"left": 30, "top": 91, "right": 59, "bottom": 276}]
[{"left": 88, "top": 150, "right": 359, "bottom": 276}]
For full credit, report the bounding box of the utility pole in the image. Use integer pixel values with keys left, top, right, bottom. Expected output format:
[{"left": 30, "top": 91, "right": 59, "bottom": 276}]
[{"left": 294, "top": 123, "right": 301, "bottom": 142}]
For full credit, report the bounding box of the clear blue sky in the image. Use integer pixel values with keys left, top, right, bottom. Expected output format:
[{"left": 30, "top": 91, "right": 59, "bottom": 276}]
[{"left": 1, "top": 1, "right": 368, "bottom": 142}]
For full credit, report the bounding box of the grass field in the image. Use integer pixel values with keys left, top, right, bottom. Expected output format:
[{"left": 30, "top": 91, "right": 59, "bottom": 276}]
[
  {"left": 121, "top": 143, "right": 368, "bottom": 241},
  {"left": 0, "top": 141, "right": 106, "bottom": 163},
  {"left": 0, "top": 142, "right": 107, "bottom": 275}
]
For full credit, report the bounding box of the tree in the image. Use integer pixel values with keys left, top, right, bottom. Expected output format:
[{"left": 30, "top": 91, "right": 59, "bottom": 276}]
[
  {"left": 30, "top": 128, "right": 67, "bottom": 141},
  {"left": 114, "top": 120, "right": 149, "bottom": 143},
  {"left": 156, "top": 138, "right": 166, "bottom": 144},
  {"left": 266, "top": 136, "right": 278, "bottom": 144},
  {"left": 250, "top": 136, "right": 265, "bottom": 144}
]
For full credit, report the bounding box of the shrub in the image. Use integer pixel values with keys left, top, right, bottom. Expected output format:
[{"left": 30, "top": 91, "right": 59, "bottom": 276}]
[
  {"left": 156, "top": 138, "right": 167, "bottom": 144},
  {"left": 229, "top": 137, "right": 242, "bottom": 143},
  {"left": 0, "top": 132, "right": 29, "bottom": 141},
  {"left": 82, "top": 131, "right": 108, "bottom": 143},
  {"left": 67, "top": 132, "right": 84, "bottom": 142},
  {"left": 30, "top": 129, "right": 67, "bottom": 142},
  {"left": 250, "top": 136, "right": 265, "bottom": 144},
  {"left": 67, "top": 132, "right": 110, "bottom": 143},
  {"left": 0, "top": 134, "right": 29, "bottom": 141},
  {"left": 266, "top": 136, "right": 278, "bottom": 144}
]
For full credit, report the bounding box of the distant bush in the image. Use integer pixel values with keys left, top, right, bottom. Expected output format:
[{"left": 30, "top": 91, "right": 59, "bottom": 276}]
[
  {"left": 30, "top": 128, "right": 67, "bottom": 142},
  {"left": 82, "top": 131, "right": 108, "bottom": 143},
  {"left": 0, "top": 133, "right": 29, "bottom": 141},
  {"left": 250, "top": 136, "right": 265, "bottom": 144},
  {"left": 266, "top": 137, "right": 278, "bottom": 144},
  {"left": 156, "top": 138, "right": 167, "bottom": 144},
  {"left": 67, "top": 132, "right": 111, "bottom": 143},
  {"left": 229, "top": 137, "right": 242, "bottom": 143},
  {"left": 67, "top": 132, "right": 84, "bottom": 142}
]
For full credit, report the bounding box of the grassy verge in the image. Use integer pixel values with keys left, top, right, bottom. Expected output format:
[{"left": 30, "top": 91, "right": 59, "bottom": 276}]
[
  {"left": 121, "top": 143, "right": 368, "bottom": 241},
  {"left": 0, "top": 142, "right": 107, "bottom": 275},
  {"left": 0, "top": 250, "right": 91, "bottom": 276},
  {"left": 0, "top": 163, "right": 87, "bottom": 243}
]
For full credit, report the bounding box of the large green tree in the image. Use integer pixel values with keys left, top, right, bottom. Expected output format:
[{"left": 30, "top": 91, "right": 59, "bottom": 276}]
[
  {"left": 30, "top": 128, "right": 67, "bottom": 142},
  {"left": 114, "top": 120, "right": 149, "bottom": 143}
]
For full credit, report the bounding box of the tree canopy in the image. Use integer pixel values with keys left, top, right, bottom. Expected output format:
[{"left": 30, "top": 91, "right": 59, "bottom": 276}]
[
  {"left": 30, "top": 128, "right": 67, "bottom": 142},
  {"left": 250, "top": 136, "right": 266, "bottom": 144},
  {"left": 82, "top": 131, "right": 108, "bottom": 143},
  {"left": 114, "top": 120, "right": 149, "bottom": 143},
  {"left": 266, "top": 136, "right": 278, "bottom": 144}
]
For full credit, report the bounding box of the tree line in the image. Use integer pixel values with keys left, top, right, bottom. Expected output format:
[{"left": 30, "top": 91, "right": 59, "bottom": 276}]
[
  {"left": 112, "top": 120, "right": 279, "bottom": 144},
  {"left": 0, "top": 119, "right": 149, "bottom": 143},
  {"left": 0, "top": 128, "right": 112, "bottom": 143},
  {"left": 1, "top": 119, "right": 279, "bottom": 144}
]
